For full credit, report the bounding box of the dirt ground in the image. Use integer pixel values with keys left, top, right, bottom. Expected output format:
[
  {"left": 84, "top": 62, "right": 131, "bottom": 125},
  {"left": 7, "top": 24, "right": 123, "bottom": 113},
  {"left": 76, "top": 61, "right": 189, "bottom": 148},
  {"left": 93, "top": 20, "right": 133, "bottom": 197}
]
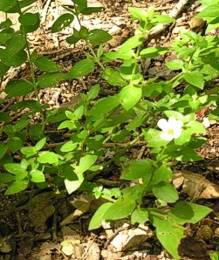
[{"left": 0, "top": 0, "right": 219, "bottom": 259}]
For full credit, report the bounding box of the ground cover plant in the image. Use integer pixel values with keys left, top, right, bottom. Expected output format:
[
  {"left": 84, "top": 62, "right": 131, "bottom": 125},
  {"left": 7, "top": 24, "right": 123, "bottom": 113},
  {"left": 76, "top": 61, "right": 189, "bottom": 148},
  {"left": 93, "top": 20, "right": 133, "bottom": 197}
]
[{"left": 0, "top": 0, "right": 219, "bottom": 258}]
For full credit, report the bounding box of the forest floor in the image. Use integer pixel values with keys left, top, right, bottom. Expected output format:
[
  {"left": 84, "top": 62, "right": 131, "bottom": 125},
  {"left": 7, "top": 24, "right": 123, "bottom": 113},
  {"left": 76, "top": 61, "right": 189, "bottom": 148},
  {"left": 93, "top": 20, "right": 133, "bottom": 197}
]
[{"left": 0, "top": 0, "right": 219, "bottom": 259}]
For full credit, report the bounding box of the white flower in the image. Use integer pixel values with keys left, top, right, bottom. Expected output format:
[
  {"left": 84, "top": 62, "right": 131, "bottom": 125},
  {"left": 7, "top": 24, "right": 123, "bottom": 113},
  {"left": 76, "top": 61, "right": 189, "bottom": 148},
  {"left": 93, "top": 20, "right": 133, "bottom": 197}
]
[
  {"left": 202, "top": 117, "right": 211, "bottom": 128},
  {"left": 157, "top": 118, "right": 183, "bottom": 141}
]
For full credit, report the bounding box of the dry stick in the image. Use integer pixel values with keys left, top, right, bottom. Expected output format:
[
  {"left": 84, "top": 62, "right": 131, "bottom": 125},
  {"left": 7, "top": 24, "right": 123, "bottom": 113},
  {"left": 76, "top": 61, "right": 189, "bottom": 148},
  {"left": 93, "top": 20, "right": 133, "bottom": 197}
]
[
  {"left": 147, "top": 0, "right": 190, "bottom": 40},
  {"left": 41, "top": 0, "right": 52, "bottom": 24}
]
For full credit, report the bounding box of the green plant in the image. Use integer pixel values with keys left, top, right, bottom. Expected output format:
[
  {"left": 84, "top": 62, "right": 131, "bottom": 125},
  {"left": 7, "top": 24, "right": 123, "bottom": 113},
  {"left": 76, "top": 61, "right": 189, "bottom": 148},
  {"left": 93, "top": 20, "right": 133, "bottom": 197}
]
[{"left": 0, "top": 0, "right": 218, "bottom": 258}]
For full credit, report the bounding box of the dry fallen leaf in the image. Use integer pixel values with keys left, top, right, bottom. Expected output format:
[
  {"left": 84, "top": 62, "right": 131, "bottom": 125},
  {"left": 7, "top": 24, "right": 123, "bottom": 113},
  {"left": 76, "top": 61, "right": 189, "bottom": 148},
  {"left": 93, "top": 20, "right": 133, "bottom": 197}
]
[
  {"left": 173, "top": 170, "right": 219, "bottom": 199},
  {"left": 110, "top": 227, "right": 149, "bottom": 252}
]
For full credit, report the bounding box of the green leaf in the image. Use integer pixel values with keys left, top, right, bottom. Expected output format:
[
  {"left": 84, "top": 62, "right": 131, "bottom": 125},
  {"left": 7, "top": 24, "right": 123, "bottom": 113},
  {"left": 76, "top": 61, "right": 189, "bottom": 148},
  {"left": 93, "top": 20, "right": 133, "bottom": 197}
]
[
  {"left": 51, "top": 13, "right": 74, "bottom": 33},
  {"left": 184, "top": 72, "right": 205, "bottom": 89},
  {"left": 0, "top": 112, "right": 10, "bottom": 122},
  {"left": 4, "top": 163, "right": 27, "bottom": 176},
  {"left": 19, "top": 12, "right": 40, "bottom": 33},
  {"left": 140, "top": 47, "right": 167, "bottom": 58},
  {"left": 104, "top": 197, "right": 136, "bottom": 220},
  {"left": 144, "top": 128, "right": 168, "bottom": 148},
  {"left": 152, "top": 215, "right": 184, "bottom": 259},
  {"left": 80, "top": 7, "right": 103, "bottom": 15},
  {"left": 5, "top": 33, "right": 26, "bottom": 54},
  {"left": 69, "top": 58, "right": 95, "bottom": 79},
  {"left": 151, "top": 165, "right": 172, "bottom": 186},
  {"left": 58, "top": 120, "right": 76, "bottom": 130},
  {"left": 37, "top": 151, "right": 59, "bottom": 164},
  {"left": 198, "top": 5, "right": 219, "bottom": 17},
  {"left": 0, "top": 0, "right": 17, "bottom": 13},
  {"left": 153, "top": 15, "right": 175, "bottom": 24},
  {"left": 60, "top": 141, "right": 77, "bottom": 152},
  {"left": 102, "top": 67, "right": 126, "bottom": 87},
  {"left": 119, "top": 35, "right": 143, "bottom": 52},
  {"left": 0, "top": 29, "right": 14, "bottom": 45},
  {"left": 7, "top": 137, "right": 23, "bottom": 153},
  {"left": 88, "top": 29, "right": 112, "bottom": 46},
  {"left": 0, "top": 19, "right": 12, "bottom": 30},
  {"left": 37, "top": 72, "right": 68, "bottom": 88},
  {"left": 66, "top": 29, "right": 81, "bottom": 44},
  {"left": 89, "top": 202, "right": 113, "bottom": 230},
  {"left": 128, "top": 7, "right": 147, "bottom": 21},
  {"left": 64, "top": 171, "right": 84, "bottom": 194},
  {"left": 34, "top": 56, "right": 60, "bottom": 72},
  {"left": 121, "top": 159, "right": 153, "bottom": 182},
  {"left": 75, "top": 154, "right": 98, "bottom": 174},
  {"left": 30, "top": 169, "right": 45, "bottom": 183},
  {"left": 0, "top": 144, "right": 7, "bottom": 159},
  {"left": 152, "top": 182, "right": 179, "bottom": 203},
  {"left": 0, "top": 50, "right": 27, "bottom": 67},
  {"left": 170, "top": 201, "right": 212, "bottom": 225},
  {"left": 187, "top": 120, "right": 206, "bottom": 134},
  {"left": 21, "top": 146, "right": 37, "bottom": 158},
  {"left": 131, "top": 208, "right": 149, "bottom": 224},
  {"left": 89, "top": 95, "right": 120, "bottom": 120},
  {"left": 35, "top": 137, "right": 47, "bottom": 151},
  {"left": 5, "top": 79, "right": 34, "bottom": 97},
  {"left": 19, "top": 0, "right": 38, "bottom": 8},
  {"left": 166, "top": 59, "right": 184, "bottom": 70},
  {"left": 119, "top": 85, "right": 142, "bottom": 110},
  {"left": 73, "top": 0, "right": 87, "bottom": 9},
  {"left": 5, "top": 179, "right": 28, "bottom": 195},
  {"left": 0, "top": 62, "right": 9, "bottom": 78},
  {"left": 87, "top": 84, "right": 100, "bottom": 100},
  {"left": 0, "top": 173, "right": 15, "bottom": 184}
]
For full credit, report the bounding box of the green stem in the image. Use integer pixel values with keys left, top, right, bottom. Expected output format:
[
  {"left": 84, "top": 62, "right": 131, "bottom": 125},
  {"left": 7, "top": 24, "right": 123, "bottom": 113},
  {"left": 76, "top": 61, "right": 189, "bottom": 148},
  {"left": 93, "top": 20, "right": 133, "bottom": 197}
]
[
  {"left": 87, "top": 44, "right": 105, "bottom": 70},
  {"left": 15, "top": 0, "right": 46, "bottom": 130}
]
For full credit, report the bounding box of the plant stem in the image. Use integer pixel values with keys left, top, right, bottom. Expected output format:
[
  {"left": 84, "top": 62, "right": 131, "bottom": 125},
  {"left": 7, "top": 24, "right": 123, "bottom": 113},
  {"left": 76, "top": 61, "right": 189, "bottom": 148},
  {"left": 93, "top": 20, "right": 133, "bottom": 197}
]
[
  {"left": 15, "top": 0, "right": 46, "bottom": 130},
  {"left": 87, "top": 44, "right": 105, "bottom": 70}
]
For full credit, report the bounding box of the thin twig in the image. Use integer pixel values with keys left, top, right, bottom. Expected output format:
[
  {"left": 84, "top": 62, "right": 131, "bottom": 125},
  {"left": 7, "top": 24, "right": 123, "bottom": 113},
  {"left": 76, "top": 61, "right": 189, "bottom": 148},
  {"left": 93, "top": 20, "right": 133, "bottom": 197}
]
[
  {"left": 147, "top": 0, "right": 190, "bottom": 40},
  {"left": 41, "top": 0, "right": 52, "bottom": 24}
]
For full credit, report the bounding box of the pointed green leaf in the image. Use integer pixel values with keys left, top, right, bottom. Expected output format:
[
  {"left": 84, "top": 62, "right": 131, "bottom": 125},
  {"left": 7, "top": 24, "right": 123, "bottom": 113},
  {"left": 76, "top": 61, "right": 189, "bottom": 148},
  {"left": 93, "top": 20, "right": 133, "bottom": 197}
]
[
  {"left": 37, "top": 72, "right": 68, "bottom": 88},
  {"left": 19, "top": 12, "right": 40, "bottom": 33},
  {"left": 60, "top": 141, "right": 77, "bottom": 152},
  {"left": 51, "top": 13, "right": 74, "bottom": 33},
  {"left": 170, "top": 201, "right": 212, "bottom": 224},
  {"left": 35, "top": 137, "right": 47, "bottom": 151},
  {"left": 8, "top": 137, "right": 23, "bottom": 153},
  {"left": 131, "top": 208, "right": 149, "bottom": 224},
  {"left": 89, "top": 95, "right": 119, "bottom": 120},
  {"left": 153, "top": 215, "right": 184, "bottom": 259},
  {"left": 34, "top": 56, "right": 60, "bottom": 72},
  {"left": 184, "top": 72, "right": 205, "bottom": 89},
  {"left": 88, "top": 29, "right": 112, "bottom": 46},
  {"left": 119, "top": 85, "right": 142, "bottom": 110},
  {"left": 104, "top": 197, "right": 136, "bottom": 220},
  {"left": 30, "top": 169, "right": 45, "bottom": 183},
  {"left": 89, "top": 202, "right": 113, "bottom": 230},
  {"left": 152, "top": 182, "right": 179, "bottom": 203},
  {"left": 37, "top": 151, "right": 59, "bottom": 164},
  {"left": 5, "top": 179, "right": 28, "bottom": 195},
  {"left": 102, "top": 67, "right": 126, "bottom": 87},
  {"left": 5, "top": 79, "right": 34, "bottom": 97},
  {"left": 4, "top": 163, "right": 27, "bottom": 175},
  {"left": 121, "top": 159, "right": 153, "bottom": 182},
  {"left": 21, "top": 146, "right": 37, "bottom": 158},
  {"left": 69, "top": 58, "right": 95, "bottom": 79},
  {"left": 64, "top": 171, "right": 84, "bottom": 194}
]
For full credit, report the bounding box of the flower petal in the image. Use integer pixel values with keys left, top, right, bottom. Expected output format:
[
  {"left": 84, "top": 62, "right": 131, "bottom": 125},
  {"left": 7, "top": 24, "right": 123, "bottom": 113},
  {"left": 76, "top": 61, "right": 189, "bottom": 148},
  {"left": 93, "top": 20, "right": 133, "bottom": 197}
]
[
  {"left": 157, "top": 119, "right": 168, "bottom": 130},
  {"left": 203, "top": 117, "right": 210, "bottom": 128},
  {"left": 160, "top": 132, "right": 173, "bottom": 141},
  {"left": 168, "top": 118, "right": 183, "bottom": 129},
  {"left": 172, "top": 128, "right": 182, "bottom": 139}
]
